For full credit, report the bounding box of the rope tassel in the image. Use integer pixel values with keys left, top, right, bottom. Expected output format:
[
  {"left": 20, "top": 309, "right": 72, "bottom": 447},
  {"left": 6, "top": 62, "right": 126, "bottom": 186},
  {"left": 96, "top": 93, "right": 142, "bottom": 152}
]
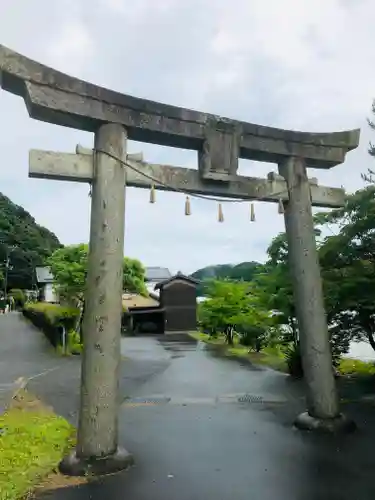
[
  {"left": 218, "top": 203, "right": 224, "bottom": 222},
  {"left": 185, "top": 196, "right": 191, "bottom": 216},
  {"left": 278, "top": 198, "right": 284, "bottom": 214},
  {"left": 149, "top": 184, "right": 156, "bottom": 203},
  {"left": 250, "top": 203, "right": 255, "bottom": 222}
]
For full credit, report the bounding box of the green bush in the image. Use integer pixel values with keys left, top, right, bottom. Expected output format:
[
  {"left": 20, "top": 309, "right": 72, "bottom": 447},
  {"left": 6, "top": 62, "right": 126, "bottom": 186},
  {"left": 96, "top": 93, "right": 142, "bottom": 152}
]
[
  {"left": 237, "top": 325, "right": 267, "bottom": 351},
  {"left": 56, "top": 329, "right": 83, "bottom": 356},
  {"left": 9, "top": 288, "right": 26, "bottom": 309},
  {"left": 68, "top": 330, "right": 83, "bottom": 355},
  {"left": 23, "top": 302, "right": 80, "bottom": 348}
]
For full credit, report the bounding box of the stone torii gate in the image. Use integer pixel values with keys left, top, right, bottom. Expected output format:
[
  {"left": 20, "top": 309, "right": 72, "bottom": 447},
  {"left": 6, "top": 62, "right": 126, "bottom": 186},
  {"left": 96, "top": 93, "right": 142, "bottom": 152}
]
[{"left": 0, "top": 45, "right": 359, "bottom": 475}]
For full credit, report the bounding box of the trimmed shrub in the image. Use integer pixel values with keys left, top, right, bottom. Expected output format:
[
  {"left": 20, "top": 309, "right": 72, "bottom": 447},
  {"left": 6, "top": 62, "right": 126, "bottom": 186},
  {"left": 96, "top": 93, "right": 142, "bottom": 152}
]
[
  {"left": 9, "top": 288, "right": 26, "bottom": 309},
  {"left": 23, "top": 302, "right": 80, "bottom": 348}
]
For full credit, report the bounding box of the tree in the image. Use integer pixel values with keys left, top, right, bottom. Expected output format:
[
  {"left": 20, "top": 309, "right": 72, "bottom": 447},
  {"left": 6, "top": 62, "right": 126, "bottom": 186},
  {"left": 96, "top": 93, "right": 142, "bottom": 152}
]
[
  {"left": 255, "top": 226, "right": 350, "bottom": 367},
  {"left": 317, "top": 183, "right": 375, "bottom": 352},
  {"left": 199, "top": 279, "right": 274, "bottom": 348},
  {"left": 48, "top": 244, "right": 147, "bottom": 341},
  {"left": 48, "top": 244, "right": 147, "bottom": 305},
  {"left": 47, "top": 244, "right": 88, "bottom": 304},
  {"left": 122, "top": 257, "right": 147, "bottom": 295},
  {"left": 199, "top": 280, "right": 248, "bottom": 342}
]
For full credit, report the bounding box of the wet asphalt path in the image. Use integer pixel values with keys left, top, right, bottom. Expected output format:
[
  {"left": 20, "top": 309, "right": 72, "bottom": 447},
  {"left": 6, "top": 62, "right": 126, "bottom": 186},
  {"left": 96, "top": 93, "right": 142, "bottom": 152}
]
[
  {"left": 44, "top": 337, "right": 375, "bottom": 500},
  {"left": 1, "top": 315, "right": 375, "bottom": 499},
  {"left": 0, "top": 312, "right": 64, "bottom": 411}
]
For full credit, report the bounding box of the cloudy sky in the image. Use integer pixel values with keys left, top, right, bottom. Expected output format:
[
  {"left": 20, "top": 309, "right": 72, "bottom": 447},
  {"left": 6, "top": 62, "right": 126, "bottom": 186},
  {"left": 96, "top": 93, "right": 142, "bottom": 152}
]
[{"left": 1, "top": 0, "right": 374, "bottom": 273}]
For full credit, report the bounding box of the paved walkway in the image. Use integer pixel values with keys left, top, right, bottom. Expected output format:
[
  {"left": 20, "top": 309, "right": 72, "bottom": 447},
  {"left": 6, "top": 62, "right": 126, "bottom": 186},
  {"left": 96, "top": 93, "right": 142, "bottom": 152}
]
[
  {"left": 0, "top": 312, "right": 64, "bottom": 411},
  {"left": 0, "top": 314, "right": 168, "bottom": 421},
  {"left": 2, "top": 315, "right": 375, "bottom": 499}
]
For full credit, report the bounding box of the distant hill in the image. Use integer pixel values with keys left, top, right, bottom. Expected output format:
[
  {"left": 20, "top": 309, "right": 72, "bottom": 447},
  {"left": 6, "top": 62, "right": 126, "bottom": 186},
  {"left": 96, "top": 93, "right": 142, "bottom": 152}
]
[
  {"left": 0, "top": 193, "right": 62, "bottom": 290},
  {"left": 191, "top": 261, "right": 263, "bottom": 296}
]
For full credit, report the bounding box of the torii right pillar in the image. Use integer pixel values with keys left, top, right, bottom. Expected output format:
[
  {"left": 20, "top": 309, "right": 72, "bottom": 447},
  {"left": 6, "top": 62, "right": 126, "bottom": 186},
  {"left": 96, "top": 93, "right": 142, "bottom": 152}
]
[{"left": 279, "top": 156, "right": 355, "bottom": 433}]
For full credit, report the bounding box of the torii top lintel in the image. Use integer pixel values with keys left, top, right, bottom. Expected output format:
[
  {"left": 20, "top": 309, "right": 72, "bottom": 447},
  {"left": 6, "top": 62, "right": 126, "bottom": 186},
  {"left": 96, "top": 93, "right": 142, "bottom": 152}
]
[{"left": 0, "top": 44, "right": 360, "bottom": 173}]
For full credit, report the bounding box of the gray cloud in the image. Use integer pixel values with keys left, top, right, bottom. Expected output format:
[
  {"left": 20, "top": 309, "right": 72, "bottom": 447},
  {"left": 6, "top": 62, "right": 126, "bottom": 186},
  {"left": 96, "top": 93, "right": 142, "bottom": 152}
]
[{"left": 1, "top": 0, "right": 374, "bottom": 273}]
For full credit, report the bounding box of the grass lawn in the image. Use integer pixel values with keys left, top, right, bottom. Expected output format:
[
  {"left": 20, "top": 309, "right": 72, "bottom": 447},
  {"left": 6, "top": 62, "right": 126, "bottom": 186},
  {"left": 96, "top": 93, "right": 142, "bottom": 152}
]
[
  {"left": 190, "top": 331, "right": 375, "bottom": 377},
  {"left": 190, "top": 332, "right": 288, "bottom": 371},
  {"left": 0, "top": 389, "right": 83, "bottom": 500}
]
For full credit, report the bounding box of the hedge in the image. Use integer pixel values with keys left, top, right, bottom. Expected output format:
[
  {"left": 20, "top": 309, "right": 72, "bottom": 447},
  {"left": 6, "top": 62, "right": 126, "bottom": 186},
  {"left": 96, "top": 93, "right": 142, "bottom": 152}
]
[
  {"left": 23, "top": 303, "right": 80, "bottom": 347},
  {"left": 9, "top": 288, "right": 26, "bottom": 309}
]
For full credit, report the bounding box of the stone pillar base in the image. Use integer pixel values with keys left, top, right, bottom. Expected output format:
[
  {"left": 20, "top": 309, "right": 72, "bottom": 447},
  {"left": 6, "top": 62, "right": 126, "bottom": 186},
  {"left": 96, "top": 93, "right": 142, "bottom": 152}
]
[
  {"left": 294, "top": 411, "right": 356, "bottom": 434},
  {"left": 58, "top": 447, "right": 134, "bottom": 477}
]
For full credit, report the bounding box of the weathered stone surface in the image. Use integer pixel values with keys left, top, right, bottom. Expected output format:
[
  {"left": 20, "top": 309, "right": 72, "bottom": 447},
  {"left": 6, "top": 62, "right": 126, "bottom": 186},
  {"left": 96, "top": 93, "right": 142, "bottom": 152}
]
[
  {"left": 294, "top": 411, "right": 356, "bottom": 434},
  {"left": 279, "top": 156, "right": 343, "bottom": 425},
  {"left": 0, "top": 45, "right": 360, "bottom": 170},
  {"left": 74, "top": 124, "right": 127, "bottom": 462},
  {"left": 198, "top": 119, "right": 241, "bottom": 179},
  {"left": 29, "top": 149, "right": 346, "bottom": 208},
  {"left": 59, "top": 447, "right": 134, "bottom": 477}
]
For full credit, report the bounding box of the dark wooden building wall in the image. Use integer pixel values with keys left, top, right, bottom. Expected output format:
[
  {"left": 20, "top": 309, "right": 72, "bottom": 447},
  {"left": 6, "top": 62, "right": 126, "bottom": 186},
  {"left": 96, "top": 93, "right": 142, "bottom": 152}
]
[{"left": 160, "top": 279, "right": 197, "bottom": 332}]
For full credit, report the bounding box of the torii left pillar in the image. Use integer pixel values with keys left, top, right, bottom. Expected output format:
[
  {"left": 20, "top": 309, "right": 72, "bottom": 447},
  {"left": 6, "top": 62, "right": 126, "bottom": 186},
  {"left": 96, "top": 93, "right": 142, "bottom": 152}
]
[{"left": 59, "top": 123, "right": 134, "bottom": 476}]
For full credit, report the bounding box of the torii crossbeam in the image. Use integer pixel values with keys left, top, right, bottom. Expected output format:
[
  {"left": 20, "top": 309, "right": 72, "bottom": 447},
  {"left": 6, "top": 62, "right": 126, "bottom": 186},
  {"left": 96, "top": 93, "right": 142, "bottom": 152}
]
[{"left": 29, "top": 146, "right": 346, "bottom": 208}]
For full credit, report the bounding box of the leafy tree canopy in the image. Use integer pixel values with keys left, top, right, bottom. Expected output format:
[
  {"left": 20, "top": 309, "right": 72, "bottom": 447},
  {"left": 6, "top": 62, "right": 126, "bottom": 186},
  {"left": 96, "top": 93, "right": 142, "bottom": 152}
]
[
  {"left": 199, "top": 279, "right": 275, "bottom": 348},
  {"left": 317, "top": 178, "right": 375, "bottom": 351},
  {"left": 251, "top": 170, "right": 375, "bottom": 355},
  {"left": 48, "top": 244, "right": 147, "bottom": 304}
]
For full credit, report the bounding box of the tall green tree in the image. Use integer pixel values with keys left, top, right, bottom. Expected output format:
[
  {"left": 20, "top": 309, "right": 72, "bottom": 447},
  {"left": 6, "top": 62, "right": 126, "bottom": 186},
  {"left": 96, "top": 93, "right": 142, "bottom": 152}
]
[
  {"left": 255, "top": 225, "right": 350, "bottom": 362},
  {"left": 199, "top": 279, "right": 274, "bottom": 348},
  {"left": 48, "top": 244, "right": 147, "bottom": 306},
  {"left": 47, "top": 244, "right": 88, "bottom": 304},
  {"left": 317, "top": 184, "right": 375, "bottom": 351},
  {"left": 199, "top": 280, "right": 251, "bottom": 332}
]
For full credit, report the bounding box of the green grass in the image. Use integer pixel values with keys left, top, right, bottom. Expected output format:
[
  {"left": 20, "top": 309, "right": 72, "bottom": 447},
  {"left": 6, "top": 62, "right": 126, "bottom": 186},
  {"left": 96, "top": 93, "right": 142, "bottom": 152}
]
[
  {"left": 190, "top": 331, "right": 375, "bottom": 376},
  {"left": 0, "top": 390, "right": 76, "bottom": 500},
  {"left": 227, "top": 343, "right": 287, "bottom": 371},
  {"left": 190, "top": 331, "right": 223, "bottom": 345},
  {"left": 190, "top": 331, "right": 287, "bottom": 372}
]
